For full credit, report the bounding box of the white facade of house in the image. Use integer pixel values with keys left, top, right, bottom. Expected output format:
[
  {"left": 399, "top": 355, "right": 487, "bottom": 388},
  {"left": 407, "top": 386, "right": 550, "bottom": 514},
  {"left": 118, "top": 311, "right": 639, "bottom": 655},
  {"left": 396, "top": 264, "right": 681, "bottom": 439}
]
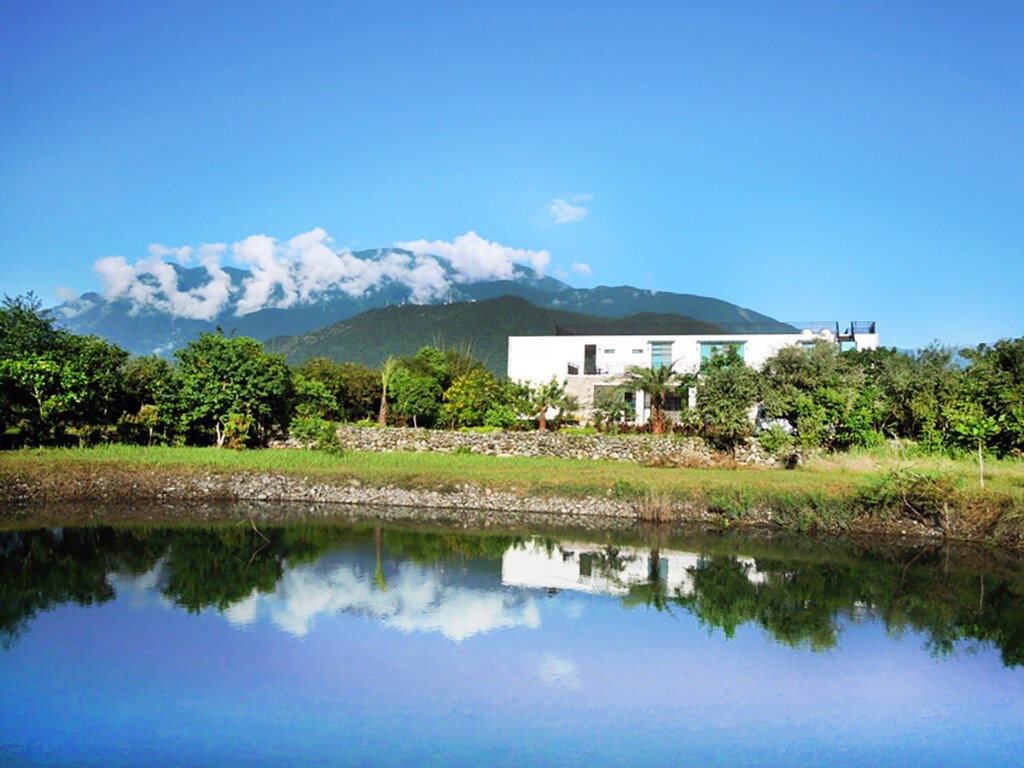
[
  {"left": 507, "top": 326, "right": 879, "bottom": 424},
  {"left": 501, "top": 539, "right": 767, "bottom": 597}
]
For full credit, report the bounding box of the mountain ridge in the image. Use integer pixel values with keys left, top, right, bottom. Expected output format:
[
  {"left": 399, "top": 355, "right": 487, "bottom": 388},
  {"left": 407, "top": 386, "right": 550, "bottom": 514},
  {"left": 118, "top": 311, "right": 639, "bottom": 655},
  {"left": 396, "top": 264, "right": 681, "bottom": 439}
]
[{"left": 263, "top": 295, "right": 729, "bottom": 373}]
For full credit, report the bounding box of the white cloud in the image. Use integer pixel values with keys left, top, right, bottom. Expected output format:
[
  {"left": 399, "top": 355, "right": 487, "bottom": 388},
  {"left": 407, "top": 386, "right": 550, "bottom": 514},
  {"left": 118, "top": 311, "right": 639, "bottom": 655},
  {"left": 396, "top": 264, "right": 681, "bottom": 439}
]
[
  {"left": 148, "top": 243, "right": 195, "bottom": 264},
  {"left": 545, "top": 196, "right": 591, "bottom": 225},
  {"left": 397, "top": 231, "right": 551, "bottom": 280},
  {"left": 92, "top": 227, "right": 554, "bottom": 320},
  {"left": 94, "top": 248, "right": 234, "bottom": 321},
  {"left": 571, "top": 262, "right": 592, "bottom": 275}
]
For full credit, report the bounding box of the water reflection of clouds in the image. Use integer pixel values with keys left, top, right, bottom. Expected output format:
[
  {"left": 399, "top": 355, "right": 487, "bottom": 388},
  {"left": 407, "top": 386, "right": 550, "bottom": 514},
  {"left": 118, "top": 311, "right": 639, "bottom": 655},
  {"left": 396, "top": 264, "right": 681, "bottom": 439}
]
[
  {"left": 537, "top": 652, "right": 581, "bottom": 690},
  {"left": 104, "top": 539, "right": 773, "bottom": 644},
  {"left": 107, "top": 559, "right": 174, "bottom": 609},
  {"left": 224, "top": 561, "right": 541, "bottom": 642}
]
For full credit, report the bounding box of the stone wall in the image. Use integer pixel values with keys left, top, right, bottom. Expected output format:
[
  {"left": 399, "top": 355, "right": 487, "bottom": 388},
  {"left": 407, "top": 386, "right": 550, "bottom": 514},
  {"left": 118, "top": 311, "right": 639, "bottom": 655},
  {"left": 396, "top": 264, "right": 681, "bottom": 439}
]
[{"left": 331, "top": 425, "right": 782, "bottom": 466}]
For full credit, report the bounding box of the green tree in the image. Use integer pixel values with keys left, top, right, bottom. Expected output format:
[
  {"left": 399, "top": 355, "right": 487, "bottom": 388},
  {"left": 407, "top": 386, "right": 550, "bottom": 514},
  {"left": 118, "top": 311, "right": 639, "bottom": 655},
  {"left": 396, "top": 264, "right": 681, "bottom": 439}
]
[
  {"left": 292, "top": 374, "right": 338, "bottom": 420},
  {"left": 0, "top": 295, "right": 130, "bottom": 445},
  {"left": 390, "top": 367, "right": 443, "bottom": 428},
  {"left": 337, "top": 362, "right": 381, "bottom": 422},
  {"left": 173, "top": 333, "right": 293, "bottom": 447},
  {"left": 441, "top": 368, "right": 503, "bottom": 428},
  {"left": 0, "top": 293, "right": 62, "bottom": 358},
  {"left": 697, "top": 349, "right": 761, "bottom": 451},
  {"left": 960, "top": 338, "right": 1024, "bottom": 456},
  {"left": 294, "top": 358, "right": 348, "bottom": 421},
  {"left": 383, "top": 346, "right": 451, "bottom": 428},
  {"left": 623, "top": 363, "right": 684, "bottom": 434},
  {"left": 945, "top": 400, "right": 1000, "bottom": 487},
  {"left": 592, "top": 386, "right": 634, "bottom": 431},
  {"left": 853, "top": 344, "right": 963, "bottom": 447},
  {"left": 760, "top": 341, "right": 872, "bottom": 449}
]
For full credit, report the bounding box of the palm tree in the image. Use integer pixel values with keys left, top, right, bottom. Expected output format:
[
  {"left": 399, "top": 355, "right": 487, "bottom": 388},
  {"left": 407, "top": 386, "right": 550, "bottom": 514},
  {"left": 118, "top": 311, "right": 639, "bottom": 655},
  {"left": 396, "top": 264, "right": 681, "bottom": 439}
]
[
  {"left": 623, "top": 363, "right": 681, "bottom": 434},
  {"left": 377, "top": 357, "right": 400, "bottom": 426},
  {"left": 373, "top": 525, "right": 389, "bottom": 592},
  {"left": 530, "top": 377, "right": 573, "bottom": 431}
]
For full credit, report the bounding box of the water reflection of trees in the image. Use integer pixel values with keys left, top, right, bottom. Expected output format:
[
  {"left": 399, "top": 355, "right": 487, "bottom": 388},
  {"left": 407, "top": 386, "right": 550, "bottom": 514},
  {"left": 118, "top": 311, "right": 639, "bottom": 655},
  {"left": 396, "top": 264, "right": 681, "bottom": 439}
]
[
  {"left": 0, "top": 526, "right": 1021, "bottom": 666},
  {"left": 0, "top": 525, "right": 529, "bottom": 647},
  {"left": 664, "top": 552, "right": 1024, "bottom": 665}
]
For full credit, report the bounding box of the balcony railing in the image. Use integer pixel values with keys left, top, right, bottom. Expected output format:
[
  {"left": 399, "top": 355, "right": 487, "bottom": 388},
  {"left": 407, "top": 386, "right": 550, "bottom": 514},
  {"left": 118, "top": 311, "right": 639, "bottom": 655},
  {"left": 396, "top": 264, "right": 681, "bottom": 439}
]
[{"left": 566, "top": 361, "right": 700, "bottom": 376}]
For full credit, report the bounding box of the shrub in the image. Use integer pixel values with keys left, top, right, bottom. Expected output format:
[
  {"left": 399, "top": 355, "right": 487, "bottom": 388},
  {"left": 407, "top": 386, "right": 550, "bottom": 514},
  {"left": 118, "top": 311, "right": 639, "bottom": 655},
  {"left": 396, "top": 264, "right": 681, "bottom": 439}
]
[
  {"left": 856, "top": 468, "right": 960, "bottom": 524},
  {"left": 758, "top": 425, "right": 796, "bottom": 457},
  {"left": 290, "top": 416, "right": 343, "bottom": 453}
]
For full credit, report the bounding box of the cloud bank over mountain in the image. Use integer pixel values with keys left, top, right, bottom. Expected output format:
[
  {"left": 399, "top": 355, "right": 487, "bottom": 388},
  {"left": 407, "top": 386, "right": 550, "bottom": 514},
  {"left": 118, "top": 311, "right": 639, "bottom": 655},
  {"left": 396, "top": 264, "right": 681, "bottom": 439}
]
[{"left": 91, "top": 228, "right": 557, "bottom": 320}]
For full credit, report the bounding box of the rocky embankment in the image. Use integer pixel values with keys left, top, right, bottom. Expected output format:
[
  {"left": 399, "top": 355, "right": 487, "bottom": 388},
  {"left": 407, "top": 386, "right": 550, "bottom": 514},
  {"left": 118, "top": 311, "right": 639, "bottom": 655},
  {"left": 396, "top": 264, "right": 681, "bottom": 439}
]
[{"left": 0, "top": 465, "right": 689, "bottom": 522}]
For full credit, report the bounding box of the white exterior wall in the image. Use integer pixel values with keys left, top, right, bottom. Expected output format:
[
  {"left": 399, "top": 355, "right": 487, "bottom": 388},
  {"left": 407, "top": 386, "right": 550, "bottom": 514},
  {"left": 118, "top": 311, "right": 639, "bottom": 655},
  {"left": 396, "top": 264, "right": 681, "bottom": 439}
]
[
  {"left": 508, "top": 330, "right": 877, "bottom": 386},
  {"left": 507, "top": 330, "right": 879, "bottom": 424}
]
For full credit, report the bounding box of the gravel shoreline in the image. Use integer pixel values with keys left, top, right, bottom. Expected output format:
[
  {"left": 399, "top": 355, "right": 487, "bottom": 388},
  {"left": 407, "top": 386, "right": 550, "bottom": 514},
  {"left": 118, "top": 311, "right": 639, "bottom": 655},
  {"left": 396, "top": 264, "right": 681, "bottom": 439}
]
[{"left": 0, "top": 465, "right": 961, "bottom": 545}]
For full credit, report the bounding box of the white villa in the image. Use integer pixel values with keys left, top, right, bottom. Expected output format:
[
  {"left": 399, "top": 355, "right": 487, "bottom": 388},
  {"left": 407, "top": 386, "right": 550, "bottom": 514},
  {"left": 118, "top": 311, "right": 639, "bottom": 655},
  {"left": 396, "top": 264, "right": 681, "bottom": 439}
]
[{"left": 507, "top": 322, "right": 879, "bottom": 425}]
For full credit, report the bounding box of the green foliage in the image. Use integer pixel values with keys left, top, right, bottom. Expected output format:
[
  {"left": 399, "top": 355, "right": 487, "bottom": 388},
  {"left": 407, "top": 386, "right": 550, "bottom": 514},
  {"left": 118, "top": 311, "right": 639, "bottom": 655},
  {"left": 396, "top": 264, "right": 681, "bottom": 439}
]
[
  {"left": 623, "top": 363, "right": 687, "bottom": 434},
  {"left": 290, "top": 416, "right": 343, "bottom": 452},
  {"left": 559, "top": 425, "right": 600, "bottom": 435},
  {"left": 851, "top": 344, "right": 963, "bottom": 447},
  {"left": 390, "top": 369, "right": 442, "bottom": 427},
  {"left": 482, "top": 403, "right": 519, "bottom": 429},
  {"left": 337, "top": 362, "right": 381, "bottom": 422},
  {"left": 292, "top": 374, "right": 338, "bottom": 420},
  {"left": 960, "top": 338, "right": 1024, "bottom": 456},
  {"left": 758, "top": 424, "right": 795, "bottom": 457},
  {"left": 441, "top": 368, "right": 504, "bottom": 428},
  {"left": 592, "top": 386, "right": 634, "bottom": 431},
  {"left": 172, "top": 332, "right": 293, "bottom": 447},
  {"left": 611, "top": 479, "right": 643, "bottom": 500},
  {"left": 388, "top": 352, "right": 446, "bottom": 428},
  {"left": 707, "top": 486, "right": 759, "bottom": 521},
  {"left": 116, "top": 404, "right": 163, "bottom": 446},
  {"left": 760, "top": 341, "right": 878, "bottom": 450},
  {"left": 0, "top": 294, "right": 131, "bottom": 446},
  {"left": 120, "top": 355, "right": 175, "bottom": 435},
  {"left": 856, "top": 468, "right": 961, "bottom": 524},
  {"left": 527, "top": 377, "right": 575, "bottom": 431},
  {"left": 697, "top": 349, "right": 761, "bottom": 450}
]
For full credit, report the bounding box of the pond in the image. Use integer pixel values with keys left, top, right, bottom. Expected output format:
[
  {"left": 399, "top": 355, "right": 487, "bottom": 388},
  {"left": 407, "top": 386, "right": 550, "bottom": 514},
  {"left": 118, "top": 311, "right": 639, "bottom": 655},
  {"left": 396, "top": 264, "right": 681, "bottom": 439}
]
[{"left": 1, "top": 506, "right": 1023, "bottom": 766}]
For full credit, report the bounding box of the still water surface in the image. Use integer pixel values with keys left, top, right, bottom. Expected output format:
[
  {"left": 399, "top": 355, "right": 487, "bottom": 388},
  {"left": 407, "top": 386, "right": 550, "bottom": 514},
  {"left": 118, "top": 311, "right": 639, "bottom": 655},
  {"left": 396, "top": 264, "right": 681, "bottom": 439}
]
[{"left": 1, "top": 513, "right": 1022, "bottom": 766}]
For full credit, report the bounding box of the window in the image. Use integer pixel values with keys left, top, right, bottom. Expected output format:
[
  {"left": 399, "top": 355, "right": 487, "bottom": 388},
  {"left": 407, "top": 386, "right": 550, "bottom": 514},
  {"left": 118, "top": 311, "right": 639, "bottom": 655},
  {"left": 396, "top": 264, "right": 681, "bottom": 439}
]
[
  {"left": 603, "top": 349, "right": 615, "bottom": 354},
  {"left": 650, "top": 341, "right": 674, "bottom": 370},
  {"left": 699, "top": 341, "right": 745, "bottom": 366},
  {"left": 632, "top": 348, "right": 643, "bottom": 355}
]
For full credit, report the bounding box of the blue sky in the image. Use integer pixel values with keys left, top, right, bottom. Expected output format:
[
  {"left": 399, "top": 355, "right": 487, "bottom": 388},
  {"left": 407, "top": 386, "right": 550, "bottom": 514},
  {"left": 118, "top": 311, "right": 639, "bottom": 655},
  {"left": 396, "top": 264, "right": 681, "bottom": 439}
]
[{"left": 1, "top": 1, "right": 1020, "bottom": 350}]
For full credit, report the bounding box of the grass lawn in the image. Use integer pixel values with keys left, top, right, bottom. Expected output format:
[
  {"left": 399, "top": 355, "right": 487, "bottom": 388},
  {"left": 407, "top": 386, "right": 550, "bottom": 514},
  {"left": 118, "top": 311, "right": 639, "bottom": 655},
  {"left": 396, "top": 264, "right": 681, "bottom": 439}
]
[{"left": 2, "top": 443, "right": 1022, "bottom": 505}]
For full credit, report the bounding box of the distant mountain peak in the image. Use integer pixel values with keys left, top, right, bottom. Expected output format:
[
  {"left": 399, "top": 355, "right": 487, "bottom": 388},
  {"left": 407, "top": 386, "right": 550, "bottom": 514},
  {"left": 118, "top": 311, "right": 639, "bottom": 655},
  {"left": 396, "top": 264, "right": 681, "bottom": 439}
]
[{"left": 53, "top": 240, "right": 792, "bottom": 356}]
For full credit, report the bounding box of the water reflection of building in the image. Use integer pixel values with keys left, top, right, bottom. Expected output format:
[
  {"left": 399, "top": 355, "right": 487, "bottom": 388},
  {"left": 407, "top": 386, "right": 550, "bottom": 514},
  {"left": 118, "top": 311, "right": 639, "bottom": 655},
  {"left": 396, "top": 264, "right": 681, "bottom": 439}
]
[{"left": 502, "top": 540, "right": 766, "bottom": 597}]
